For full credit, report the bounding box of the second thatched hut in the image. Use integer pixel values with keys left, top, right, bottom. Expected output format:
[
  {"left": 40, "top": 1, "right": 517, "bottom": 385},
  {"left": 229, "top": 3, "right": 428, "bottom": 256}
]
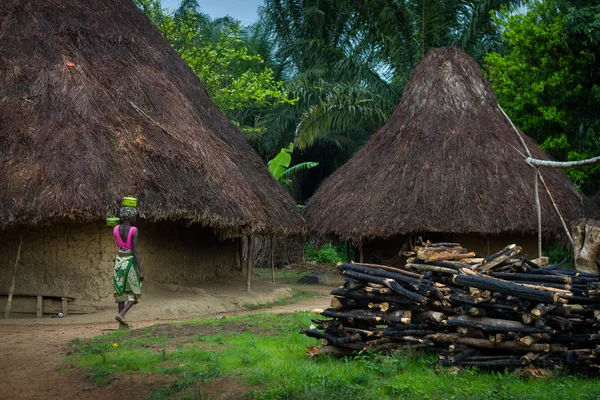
[{"left": 305, "top": 47, "right": 594, "bottom": 263}]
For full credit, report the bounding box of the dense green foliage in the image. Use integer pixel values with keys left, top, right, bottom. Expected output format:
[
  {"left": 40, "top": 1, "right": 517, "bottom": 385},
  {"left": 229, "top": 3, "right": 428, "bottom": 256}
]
[
  {"left": 68, "top": 312, "right": 600, "bottom": 399},
  {"left": 268, "top": 143, "right": 319, "bottom": 186},
  {"left": 133, "top": 0, "right": 293, "bottom": 137},
  {"left": 304, "top": 242, "right": 344, "bottom": 264},
  {"left": 484, "top": 0, "right": 600, "bottom": 194}
]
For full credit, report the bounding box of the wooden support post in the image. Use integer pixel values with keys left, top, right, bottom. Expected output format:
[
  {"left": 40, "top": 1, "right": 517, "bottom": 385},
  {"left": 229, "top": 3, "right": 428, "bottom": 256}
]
[
  {"left": 359, "top": 243, "right": 364, "bottom": 263},
  {"left": 534, "top": 168, "right": 542, "bottom": 258},
  {"left": 61, "top": 297, "right": 68, "bottom": 317},
  {"left": 270, "top": 237, "right": 275, "bottom": 283},
  {"left": 538, "top": 171, "right": 575, "bottom": 249},
  {"left": 36, "top": 296, "right": 43, "bottom": 318},
  {"left": 346, "top": 242, "right": 351, "bottom": 262},
  {"left": 246, "top": 236, "right": 253, "bottom": 292},
  {"left": 500, "top": 105, "right": 581, "bottom": 256},
  {"left": 5, "top": 234, "right": 23, "bottom": 319},
  {"left": 238, "top": 237, "right": 244, "bottom": 272}
]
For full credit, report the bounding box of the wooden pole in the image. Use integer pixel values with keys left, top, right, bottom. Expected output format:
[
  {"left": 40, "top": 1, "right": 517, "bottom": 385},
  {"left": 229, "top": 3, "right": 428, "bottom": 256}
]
[
  {"left": 500, "top": 105, "right": 576, "bottom": 251},
  {"left": 537, "top": 171, "right": 575, "bottom": 248},
  {"left": 535, "top": 168, "right": 542, "bottom": 258},
  {"left": 238, "top": 237, "right": 244, "bottom": 272},
  {"left": 246, "top": 236, "right": 253, "bottom": 292},
  {"left": 499, "top": 105, "right": 542, "bottom": 258},
  {"left": 270, "top": 237, "right": 275, "bottom": 283},
  {"left": 359, "top": 243, "right": 364, "bottom": 263},
  {"left": 5, "top": 234, "right": 23, "bottom": 319},
  {"left": 525, "top": 156, "right": 600, "bottom": 168},
  {"left": 346, "top": 242, "right": 351, "bottom": 262}
]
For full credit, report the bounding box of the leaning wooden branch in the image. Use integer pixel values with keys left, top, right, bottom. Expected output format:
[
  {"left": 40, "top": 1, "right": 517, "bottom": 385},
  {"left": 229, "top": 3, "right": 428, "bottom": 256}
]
[
  {"left": 497, "top": 105, "right": 544, "bottom": 257},
  {"left": 525, "top": 156, "right": 600, "bottom": 168},
  {"left": 5, "top": 234, "right": 23, "bottom": 319}
]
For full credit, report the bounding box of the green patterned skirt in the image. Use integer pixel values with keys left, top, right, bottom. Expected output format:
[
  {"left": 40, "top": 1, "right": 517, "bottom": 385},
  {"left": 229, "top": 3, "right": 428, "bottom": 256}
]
[{"left": 113, "top": 252, "right": 142, "bottom": 303}]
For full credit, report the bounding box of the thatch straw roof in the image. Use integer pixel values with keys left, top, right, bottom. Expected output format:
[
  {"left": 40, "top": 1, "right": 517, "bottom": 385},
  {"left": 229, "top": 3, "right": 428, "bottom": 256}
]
[
  {"left": 305, "top": 47, "right": 595, "bottom": 243},
  {"left": 0, "top": 0, "right": 303, "bottom": 237}
]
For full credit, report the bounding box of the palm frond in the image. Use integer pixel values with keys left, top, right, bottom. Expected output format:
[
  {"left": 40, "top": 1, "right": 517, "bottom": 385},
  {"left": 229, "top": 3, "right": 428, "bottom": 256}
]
[
  {"left": 278, "top": 161, "right": 320, "bottom": 180},
  {"left": 294, "top": 83, "right": 391, "bottom": 150}
]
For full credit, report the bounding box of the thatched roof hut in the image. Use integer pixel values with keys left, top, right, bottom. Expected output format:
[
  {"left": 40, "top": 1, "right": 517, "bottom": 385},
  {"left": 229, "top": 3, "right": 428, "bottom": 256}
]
[
  {"left": 305, "top": 47, "right": 594, "bottom": 248},
  {"left": 0, "top": 0, "right": 303, "bottom": 307},
  {"left": 0, "top": 0, "right": 303, "bottom": 238}
]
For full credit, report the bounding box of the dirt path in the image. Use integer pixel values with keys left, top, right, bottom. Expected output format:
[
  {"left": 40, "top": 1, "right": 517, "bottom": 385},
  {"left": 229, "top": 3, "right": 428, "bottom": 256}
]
[{"left": 0, "top": 278, "right": 335, "bottom": 400}]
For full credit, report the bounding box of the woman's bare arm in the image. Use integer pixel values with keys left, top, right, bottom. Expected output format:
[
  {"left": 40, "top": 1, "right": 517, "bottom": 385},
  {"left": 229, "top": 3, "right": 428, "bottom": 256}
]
[{"left": 131, "top": 230, "right": 144, "bottom": 281}]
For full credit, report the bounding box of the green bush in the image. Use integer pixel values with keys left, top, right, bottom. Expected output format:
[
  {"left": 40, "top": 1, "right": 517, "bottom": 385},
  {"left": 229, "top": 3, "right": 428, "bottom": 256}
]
[
  {"left": 543, "top": 245, "right": 572, "bottom": 265},
  {"left": 305, "top": 242, "right": 343, "bottom": 264}
]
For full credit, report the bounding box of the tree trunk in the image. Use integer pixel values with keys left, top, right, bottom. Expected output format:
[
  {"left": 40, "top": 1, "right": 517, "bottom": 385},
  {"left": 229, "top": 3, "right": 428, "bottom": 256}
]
[
  {"left": 306, "top": 345, "right": 354, "bottom": 358},
  {"left": 572, "top": 219, "right": 600, "bottom": 274},
  {"left": 339, "top": 262, "right": 424, "bottom": 290},
  {"left": 341, "top": 270, "right": 427, "bottom": 304},
  {"left": 429, "top": 333, "right": 568, "bottom": 353},
  {"left": 453, "top": 274, "right": 558, "bottom": 303}
]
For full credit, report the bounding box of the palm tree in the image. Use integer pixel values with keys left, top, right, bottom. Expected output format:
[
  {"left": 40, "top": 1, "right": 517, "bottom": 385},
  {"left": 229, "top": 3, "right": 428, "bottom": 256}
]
[{"left": 258, "top": 0, "right": 400, "bottom": 154}]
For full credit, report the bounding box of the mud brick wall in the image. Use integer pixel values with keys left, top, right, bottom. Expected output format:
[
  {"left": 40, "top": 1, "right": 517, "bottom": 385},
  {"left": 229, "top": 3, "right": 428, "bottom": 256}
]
[{"left": 0, "top": 221, "right": 240, "bottom": 302}]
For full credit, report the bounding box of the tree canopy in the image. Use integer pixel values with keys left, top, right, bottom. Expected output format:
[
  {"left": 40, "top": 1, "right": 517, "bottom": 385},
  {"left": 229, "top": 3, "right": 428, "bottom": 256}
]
[
  {"left": 134, "top": 0, "right": 293, "bottom": 139},
  {"left": 484, "top": 0, "right": 600, "bottom": 194}
]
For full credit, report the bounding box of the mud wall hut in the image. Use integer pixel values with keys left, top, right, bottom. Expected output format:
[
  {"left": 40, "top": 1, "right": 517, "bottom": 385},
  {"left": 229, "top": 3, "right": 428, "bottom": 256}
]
[
  {"left": 0, "top": 0, "right": 303, "bottom": 308},
  {"left": 305, "top": 47, "right": 594, "bottom": 263}
]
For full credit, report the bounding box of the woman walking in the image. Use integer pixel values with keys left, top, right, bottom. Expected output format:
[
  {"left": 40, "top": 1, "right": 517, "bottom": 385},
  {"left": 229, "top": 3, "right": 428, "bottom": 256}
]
[{"left": 113, "top": 205, "right": 144, "bottom": 328}]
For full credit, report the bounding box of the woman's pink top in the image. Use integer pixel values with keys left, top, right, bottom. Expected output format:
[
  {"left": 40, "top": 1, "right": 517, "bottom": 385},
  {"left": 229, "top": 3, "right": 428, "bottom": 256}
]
[{"left": 113, "top": 226, "right": 137, "bottom": 250}]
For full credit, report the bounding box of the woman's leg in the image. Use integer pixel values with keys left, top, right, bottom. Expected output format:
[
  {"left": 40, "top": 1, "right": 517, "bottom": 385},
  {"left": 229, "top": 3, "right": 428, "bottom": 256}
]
[
  {"left": 119, "top": 300, "right": 138, "bottom": 317},
  {"left": 116, "top": 302, "right": 127, "bottom": 327}
]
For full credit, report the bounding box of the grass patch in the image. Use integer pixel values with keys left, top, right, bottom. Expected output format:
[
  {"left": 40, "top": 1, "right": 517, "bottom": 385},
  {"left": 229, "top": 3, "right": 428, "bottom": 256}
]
[
  {"left": 241, "top": 289, "right": 317, "bottom": 310},
  {"left": 67, "top": 312, "right": 600, "bottom": 399},
  {"left": 254, "top": 267, "right": 309, "bottom": 284}
]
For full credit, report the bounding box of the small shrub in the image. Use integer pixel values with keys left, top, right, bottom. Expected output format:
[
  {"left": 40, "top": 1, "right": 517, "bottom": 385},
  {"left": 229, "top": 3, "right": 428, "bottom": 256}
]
[
  {"left": 543, "top": 245, "right": 572, "bottom": 265},
  {"left": 305, "top": 242, "right": 343, "bottom": 264}
]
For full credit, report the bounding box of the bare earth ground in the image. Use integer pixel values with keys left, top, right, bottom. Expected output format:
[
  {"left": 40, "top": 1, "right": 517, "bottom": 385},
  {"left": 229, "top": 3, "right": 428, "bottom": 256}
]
[{"left": 0, "top": 270, "right": 341, "bottom": 400}]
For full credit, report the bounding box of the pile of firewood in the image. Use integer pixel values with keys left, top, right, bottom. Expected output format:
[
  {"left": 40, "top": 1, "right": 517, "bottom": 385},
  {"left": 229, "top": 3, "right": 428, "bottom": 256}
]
[{"left": 301, "top": 242, "right": 600, "bottom": 371}]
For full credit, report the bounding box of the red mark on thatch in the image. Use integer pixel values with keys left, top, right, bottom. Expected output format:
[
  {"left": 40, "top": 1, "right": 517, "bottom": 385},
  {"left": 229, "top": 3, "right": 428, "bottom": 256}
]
[{"left": 66, "top": 61, "right": 75, "bottom": 67}]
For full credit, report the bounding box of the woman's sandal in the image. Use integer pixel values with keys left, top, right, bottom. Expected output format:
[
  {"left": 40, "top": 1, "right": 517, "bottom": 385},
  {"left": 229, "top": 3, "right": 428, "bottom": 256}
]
[{"left": 115, "top": 314, "right": 130, "bottom": 329}]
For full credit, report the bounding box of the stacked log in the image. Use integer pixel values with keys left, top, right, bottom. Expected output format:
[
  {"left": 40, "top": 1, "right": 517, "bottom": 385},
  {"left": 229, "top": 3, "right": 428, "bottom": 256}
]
[{"left": 301, "top": 242, "right": 600, "bottom": 371}]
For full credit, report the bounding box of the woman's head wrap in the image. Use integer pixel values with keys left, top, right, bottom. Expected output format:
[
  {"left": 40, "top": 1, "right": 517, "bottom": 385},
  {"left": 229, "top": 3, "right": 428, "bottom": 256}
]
[{"left": 119, "top": 206, "right": 138, "bottom": 221}]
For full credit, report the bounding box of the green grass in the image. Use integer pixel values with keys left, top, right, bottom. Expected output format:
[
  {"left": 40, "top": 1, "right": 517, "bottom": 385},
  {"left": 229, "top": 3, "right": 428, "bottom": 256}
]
[
  {"left": 254, "top": 267, "right": 308, "bottom": 284},
  {"left": 241, "top": 289, "right": 317, "bottom": 310},
  {"left": 67, "top": 312, "right": 600, "bottom": 400}
]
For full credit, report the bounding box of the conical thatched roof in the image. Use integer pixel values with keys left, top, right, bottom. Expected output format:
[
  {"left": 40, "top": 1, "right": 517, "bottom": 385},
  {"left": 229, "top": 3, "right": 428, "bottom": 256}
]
[
  {"left": 0, "top": 0, "right": 303, "bottom": 237},
  {"left": 305, "top": 47, "right": 595, "bottom": 243}
]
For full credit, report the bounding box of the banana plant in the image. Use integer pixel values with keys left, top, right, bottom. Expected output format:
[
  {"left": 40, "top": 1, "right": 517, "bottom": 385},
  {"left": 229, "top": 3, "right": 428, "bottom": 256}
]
[{"left": 268, "top": 143, "right": 319, "bottom": 186}]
